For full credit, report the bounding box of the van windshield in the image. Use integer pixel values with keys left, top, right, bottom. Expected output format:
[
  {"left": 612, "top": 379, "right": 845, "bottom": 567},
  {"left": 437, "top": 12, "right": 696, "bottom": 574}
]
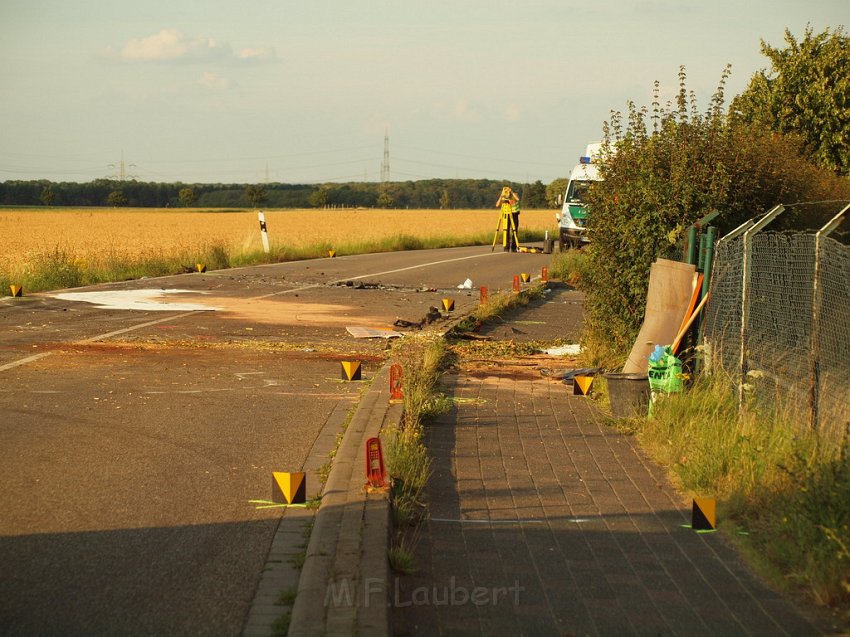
[{"left": 566, "top": 180, "right": 592, "bottom": 202}]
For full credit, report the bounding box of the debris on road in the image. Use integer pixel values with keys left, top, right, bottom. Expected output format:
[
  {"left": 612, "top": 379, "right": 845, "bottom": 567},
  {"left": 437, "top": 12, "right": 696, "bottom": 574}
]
[
  {"left": 346, "top": 327, "right": 403, "bottom": 339},
  {"left": 543, "top": 343, "right": 582, "bottom": 356}
]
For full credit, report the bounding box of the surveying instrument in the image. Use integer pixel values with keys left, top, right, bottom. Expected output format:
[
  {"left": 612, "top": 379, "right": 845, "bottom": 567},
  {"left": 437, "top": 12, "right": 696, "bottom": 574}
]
[{"left": 491, "top": 186, "right": 520, "bottom": 252}]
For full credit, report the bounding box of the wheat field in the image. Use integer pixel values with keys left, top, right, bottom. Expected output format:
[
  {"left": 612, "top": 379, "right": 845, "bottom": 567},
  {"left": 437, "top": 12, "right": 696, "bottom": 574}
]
[{"left": 0, "top": 207, "right": 558, "bottom": 290}]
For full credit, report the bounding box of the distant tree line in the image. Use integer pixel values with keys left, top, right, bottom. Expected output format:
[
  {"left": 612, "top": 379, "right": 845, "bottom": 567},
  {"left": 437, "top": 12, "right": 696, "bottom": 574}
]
[{"left": 0, "top": 177, "right": 559, "bottom": 209}]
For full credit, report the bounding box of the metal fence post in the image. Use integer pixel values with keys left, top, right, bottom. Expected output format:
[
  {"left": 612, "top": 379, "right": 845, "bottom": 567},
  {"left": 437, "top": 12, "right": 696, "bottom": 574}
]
[
  {"left": 704, "top": 219, "right": 753, "bottom": 375},
  {"left": 687, "top": 225, "right": 699, "bottom": 266},
  {"left": 738, "top": 205, "right": 785, "bottom": 410},
  {"left": 808, "top": 203, "right": 850, "bottom": 431},
  {"left": 701, "top": 226, "right": 717, "bottom": 300}
]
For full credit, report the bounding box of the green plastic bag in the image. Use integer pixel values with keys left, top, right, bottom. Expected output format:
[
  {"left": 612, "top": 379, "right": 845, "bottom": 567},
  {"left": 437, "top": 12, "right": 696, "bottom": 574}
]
[{"left": 647, "top": 345, "right": 683, "bottom": 413}]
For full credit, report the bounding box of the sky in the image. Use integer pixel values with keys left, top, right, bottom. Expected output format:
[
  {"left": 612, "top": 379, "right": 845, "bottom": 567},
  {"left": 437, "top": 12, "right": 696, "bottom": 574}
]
[{"left": 0, "top": 1, "right": 846, "bottom": 185}]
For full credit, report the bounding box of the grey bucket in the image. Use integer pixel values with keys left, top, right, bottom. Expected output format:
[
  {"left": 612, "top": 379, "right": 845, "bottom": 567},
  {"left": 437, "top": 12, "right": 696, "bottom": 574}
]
[{"left": 605, "top": 373, "right": 650, "bottom": 418}]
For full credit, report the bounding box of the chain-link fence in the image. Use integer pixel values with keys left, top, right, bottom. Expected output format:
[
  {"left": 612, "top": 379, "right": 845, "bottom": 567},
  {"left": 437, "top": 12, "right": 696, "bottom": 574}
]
[{"left": 703, "top": 213, "right": 850, "bottom": 442}]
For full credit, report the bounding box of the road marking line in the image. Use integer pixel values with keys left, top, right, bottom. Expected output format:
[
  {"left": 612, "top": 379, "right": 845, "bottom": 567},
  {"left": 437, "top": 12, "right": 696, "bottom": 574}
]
[
  {"left": 251, "top": 252, "right": 500, "bottom": 300},
  {"left": 78, "top": 311, "right": 202, "bottom": 343},
  {"left": 2, "top": 250, "right": 502, "bottom": 371},
  {"left": 0, "top": 352, "right": 52, "bottom": 372},
  {"left": 332, "top": 251, "right": 500, "bottom": 284}
]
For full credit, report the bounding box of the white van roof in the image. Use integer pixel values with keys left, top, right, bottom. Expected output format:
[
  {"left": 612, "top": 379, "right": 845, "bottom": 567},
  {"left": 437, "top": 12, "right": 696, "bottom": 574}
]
[{"left": 569, "top": 162, "right": 601, "bottom": 182}]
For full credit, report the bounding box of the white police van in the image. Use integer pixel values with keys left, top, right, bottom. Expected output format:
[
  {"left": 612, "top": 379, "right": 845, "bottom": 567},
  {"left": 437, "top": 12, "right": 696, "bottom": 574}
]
[{"left": 558, "top": 142, "right": 603, "bottom": 249}]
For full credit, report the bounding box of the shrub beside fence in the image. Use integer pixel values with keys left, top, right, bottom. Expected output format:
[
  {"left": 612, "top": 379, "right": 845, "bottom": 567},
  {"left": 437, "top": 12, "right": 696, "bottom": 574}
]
[{"left": 702, "top": 205, "right": 850, "bottom": 441}]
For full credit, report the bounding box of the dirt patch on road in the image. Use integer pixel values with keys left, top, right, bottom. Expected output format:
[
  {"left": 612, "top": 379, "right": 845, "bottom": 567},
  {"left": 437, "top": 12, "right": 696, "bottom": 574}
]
[{"left": 195, "top": 296, "right": 396, "bottom": 328}]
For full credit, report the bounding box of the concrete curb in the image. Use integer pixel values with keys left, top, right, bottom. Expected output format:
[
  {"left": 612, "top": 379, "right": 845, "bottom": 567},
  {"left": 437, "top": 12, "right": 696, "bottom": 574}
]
[
  {"left": 288, "top": 364, "right": 401, "bottom": 637},
  {"left": 260, "top": 301, "right": 490, "bottom": 636},
  {"left": 242, "top": 395, "right": 358, "bottom": 637}
]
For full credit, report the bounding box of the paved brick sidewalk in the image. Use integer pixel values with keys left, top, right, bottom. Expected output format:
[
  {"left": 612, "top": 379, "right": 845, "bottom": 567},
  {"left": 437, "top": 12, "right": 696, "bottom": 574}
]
[{"left": 395, "top": 371, "right": 828, "bottom": 636}]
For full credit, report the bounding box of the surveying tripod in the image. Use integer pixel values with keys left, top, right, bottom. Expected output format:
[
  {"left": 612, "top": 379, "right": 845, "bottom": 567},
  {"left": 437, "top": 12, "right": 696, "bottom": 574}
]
[{"left": 491, "top": 206, "right": 520, "bottom": 252}]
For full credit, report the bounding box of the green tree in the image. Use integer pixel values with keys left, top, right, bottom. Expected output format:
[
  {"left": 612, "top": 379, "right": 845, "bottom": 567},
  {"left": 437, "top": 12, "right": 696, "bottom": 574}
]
[
  {"left": 522, "top": 180, "right": 546, "bottom": 208},
  {"left": 107, "top": 189, "right": 128, "bottom": 207},
  {"left": 376, "top": 191, "right": 394, "bottom": 208},
  {"left": 178, "top": 187, "right": 196, "bottom": 207},
  {"left": 245, "top": 184, "right": 268, "bottom": 208},
  {"left": 40, "top": 185, "right": 56, "bottom": 206},
  {"left": 309, "top": 186, "right": 329, "bottom": 208},
  {"left": 439, "top": 188, "right": 451, "bottom": 209},
  {"left": 545, "top": 178, "right": 568, "bottom": 208},
  {"left": 583, "top": 69, "right": 732, "bottom": 361},
  {"left": 731, "top": 26, "right": 850, "bottom": 175}
]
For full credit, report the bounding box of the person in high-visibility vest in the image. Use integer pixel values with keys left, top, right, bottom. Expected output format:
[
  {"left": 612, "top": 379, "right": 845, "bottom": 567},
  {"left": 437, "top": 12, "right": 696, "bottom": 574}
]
[{"left": 495, "top": 186, "right": 520, "bottom": 251}]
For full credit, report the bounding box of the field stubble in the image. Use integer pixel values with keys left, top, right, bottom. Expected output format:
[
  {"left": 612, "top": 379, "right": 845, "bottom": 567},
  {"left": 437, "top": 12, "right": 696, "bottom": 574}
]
[{"left": 0, "top": 207, "right": 556, "bottom": 292}]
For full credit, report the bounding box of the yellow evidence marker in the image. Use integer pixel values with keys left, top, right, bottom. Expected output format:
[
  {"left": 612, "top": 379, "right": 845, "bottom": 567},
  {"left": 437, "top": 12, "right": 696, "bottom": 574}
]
[
  {"left": 272, "top": 471, "right": 306, "bottom": 505},
  {"left": 692, "top": 497, "right": 716, "bottom": 531},
  {"left": 341, "top": 361, "right": 362, "bottom": 381},
  {"left": 573, "top": 375, "right": 594, "bottom": 396}
]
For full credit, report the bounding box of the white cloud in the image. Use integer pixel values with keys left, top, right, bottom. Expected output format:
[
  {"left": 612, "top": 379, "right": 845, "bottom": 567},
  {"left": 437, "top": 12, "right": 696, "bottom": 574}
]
[
  {"left": 119, "top": 29, "right": 230, "bottom": 62},
  {"left": 111, "top": 29, "right": 277, "bottom": 64},
  {"left": 198, "top": 72, "right": 233, "bottom": 90},
  {"left": 238, "top": 46, "right": 277, "bottom": 62}
]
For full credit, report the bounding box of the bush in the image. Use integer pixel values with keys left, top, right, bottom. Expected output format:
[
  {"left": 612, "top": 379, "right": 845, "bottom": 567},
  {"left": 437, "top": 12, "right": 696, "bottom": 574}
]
[{"left": 583, "top": 66, "right": 850, "bottom": 364}]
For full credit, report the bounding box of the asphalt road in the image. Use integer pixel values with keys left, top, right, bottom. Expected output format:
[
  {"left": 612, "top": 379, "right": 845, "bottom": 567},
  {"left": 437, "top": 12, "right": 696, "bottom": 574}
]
[{"left": 0, "top": 245, "right": 553, "bottom": 636}]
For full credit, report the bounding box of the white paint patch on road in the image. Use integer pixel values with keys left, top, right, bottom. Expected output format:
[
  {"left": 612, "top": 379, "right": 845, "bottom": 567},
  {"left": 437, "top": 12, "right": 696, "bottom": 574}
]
[
  {"left": 52, "top": 289, "right": 220, "bottom": 312},
  {"left": 0, "top": 352, "right": 52, "bottom": 372}
]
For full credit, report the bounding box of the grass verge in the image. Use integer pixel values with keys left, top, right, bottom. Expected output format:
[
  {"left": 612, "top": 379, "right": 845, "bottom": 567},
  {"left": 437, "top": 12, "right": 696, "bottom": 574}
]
[
  {"left": 1, "top": 229, "right": 547, "bottom": 295},
  {"left": 632, "top": 372, "right": 850, "bottom": 623},
  {"left": 548, "top": 247, "right": 590, "bottom": 286},
  {"left": 452, "top": 282, "right": 547, "bottom": 334},
  {"left": 383, "top": 332, "right": 450, "bottom": 572},
  {"left": 382, "top": 283, "right": 555, "bottom": 573}
]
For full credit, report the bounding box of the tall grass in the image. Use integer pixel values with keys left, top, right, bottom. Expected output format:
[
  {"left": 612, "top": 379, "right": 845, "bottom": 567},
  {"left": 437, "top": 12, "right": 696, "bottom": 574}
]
[
  {"left": 637, "top": 372, "right": 850, "bottom": 615},
  {"left": 382, "top": 333, "right": 451, "bottom": 571},
  {"left": 0, "top": 206, "right": 554, "bottom": 294},
  {"left": 2, "top": 230, "right": 548, "bottom": 295},
  {"left": 549, "top": 247, "right": 591, "bottom": 286},
  {"left": 451, "top": 283, "right": 547, "bottom": 336}
]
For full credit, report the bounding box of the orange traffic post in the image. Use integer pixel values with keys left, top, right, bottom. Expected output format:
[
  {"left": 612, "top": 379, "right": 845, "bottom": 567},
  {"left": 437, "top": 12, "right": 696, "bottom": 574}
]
[
  {"left": 365, "top": 437, "right": 388, "bottom": 488},
  {"left": 389, "top": 364, "right": 403, "bottom": 400}
]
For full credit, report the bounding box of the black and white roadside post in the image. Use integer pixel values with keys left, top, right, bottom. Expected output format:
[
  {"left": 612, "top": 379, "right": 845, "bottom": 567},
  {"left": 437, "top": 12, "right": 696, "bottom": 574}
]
[{"left": 258, "top": 210, "right": 270, "bottom": 254}]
